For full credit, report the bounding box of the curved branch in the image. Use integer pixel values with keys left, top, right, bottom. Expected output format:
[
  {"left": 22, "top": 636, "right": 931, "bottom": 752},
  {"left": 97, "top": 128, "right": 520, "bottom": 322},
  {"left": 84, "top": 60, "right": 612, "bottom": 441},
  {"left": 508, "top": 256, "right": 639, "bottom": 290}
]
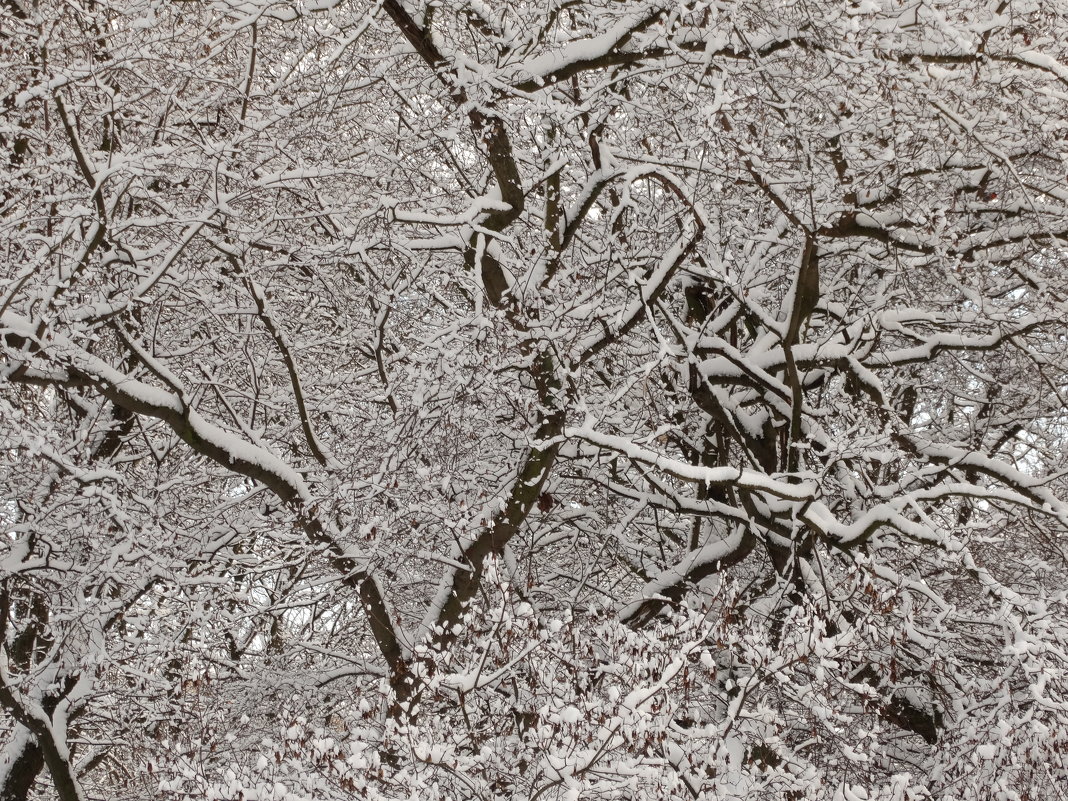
[{"left": 1, "top": 313, "right": 409, "bottom": 702}]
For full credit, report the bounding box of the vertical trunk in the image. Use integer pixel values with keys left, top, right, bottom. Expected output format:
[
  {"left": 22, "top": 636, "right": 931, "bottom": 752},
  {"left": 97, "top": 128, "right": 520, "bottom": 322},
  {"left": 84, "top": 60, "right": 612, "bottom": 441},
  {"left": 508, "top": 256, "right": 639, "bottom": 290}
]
[{"left": 0, "top": 728, "right": 44, "bottom": 801}]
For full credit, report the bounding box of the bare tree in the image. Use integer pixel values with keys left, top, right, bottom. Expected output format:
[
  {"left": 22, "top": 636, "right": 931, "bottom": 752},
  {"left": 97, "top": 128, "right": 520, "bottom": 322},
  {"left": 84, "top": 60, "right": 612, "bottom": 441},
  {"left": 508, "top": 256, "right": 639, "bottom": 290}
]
[{"left": 2, "top": 0, "right": 1068, "bottom": 798}]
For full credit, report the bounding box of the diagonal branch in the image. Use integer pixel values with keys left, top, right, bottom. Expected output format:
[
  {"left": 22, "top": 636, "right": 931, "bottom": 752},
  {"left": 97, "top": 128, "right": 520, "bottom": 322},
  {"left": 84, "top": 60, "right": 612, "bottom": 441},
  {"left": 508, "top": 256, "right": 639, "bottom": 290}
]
[{"left": 1, "top": 313, "right": 410, "bottom": 702}]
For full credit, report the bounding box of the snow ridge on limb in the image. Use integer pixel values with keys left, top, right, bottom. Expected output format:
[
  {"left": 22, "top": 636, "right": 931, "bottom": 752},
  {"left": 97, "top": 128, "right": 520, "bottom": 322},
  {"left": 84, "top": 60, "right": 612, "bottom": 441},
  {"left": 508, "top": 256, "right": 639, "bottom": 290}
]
[
  {"left": 0, "top": 311, "right": 409, "bottom": 696},
  {"left": 567, "top": 424, "right": 818, "bottom": 502}
]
